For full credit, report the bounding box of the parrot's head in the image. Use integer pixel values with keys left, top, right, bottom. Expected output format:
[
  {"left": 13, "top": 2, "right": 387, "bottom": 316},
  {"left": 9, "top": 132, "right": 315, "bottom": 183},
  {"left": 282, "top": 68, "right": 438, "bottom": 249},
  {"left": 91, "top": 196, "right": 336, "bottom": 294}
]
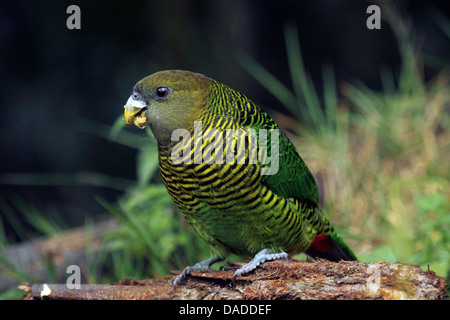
[{"left": 124, "top": 70, "right": 213, "bottom": 145}]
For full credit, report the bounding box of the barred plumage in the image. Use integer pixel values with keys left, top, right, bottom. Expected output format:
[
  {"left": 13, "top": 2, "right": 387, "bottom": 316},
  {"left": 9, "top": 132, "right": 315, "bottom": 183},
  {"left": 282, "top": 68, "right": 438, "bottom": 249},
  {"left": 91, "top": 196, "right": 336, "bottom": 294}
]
[{"left": 124, "top": 70, "right": 356, "bottom": 285}]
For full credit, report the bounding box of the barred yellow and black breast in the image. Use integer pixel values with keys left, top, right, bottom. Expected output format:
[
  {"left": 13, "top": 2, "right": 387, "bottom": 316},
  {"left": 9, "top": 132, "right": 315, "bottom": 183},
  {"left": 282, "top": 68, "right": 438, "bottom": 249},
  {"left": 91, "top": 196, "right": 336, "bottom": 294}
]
[{"left": 157, "top": 109, "right": 316, "bottom": 258}]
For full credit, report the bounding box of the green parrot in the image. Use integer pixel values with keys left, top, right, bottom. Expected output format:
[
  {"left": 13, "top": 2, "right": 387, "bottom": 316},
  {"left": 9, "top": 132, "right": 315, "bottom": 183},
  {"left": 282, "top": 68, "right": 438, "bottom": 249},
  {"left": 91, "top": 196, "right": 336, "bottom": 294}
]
[{"left": 123, "top": 70, "right": 356, "bottom": 286}]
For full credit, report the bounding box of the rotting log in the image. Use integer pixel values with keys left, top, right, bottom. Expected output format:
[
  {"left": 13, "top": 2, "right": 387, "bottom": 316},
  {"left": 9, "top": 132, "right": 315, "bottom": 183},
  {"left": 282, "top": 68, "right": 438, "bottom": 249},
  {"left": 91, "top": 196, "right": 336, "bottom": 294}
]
[{"left": 21, "top": 259, "right": 447, "bottom": 300}]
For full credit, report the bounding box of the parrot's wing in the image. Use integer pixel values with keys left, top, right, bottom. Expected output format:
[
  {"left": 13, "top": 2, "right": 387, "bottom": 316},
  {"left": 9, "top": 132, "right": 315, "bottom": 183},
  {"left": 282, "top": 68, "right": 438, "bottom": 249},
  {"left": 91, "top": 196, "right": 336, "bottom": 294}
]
[
  {"left": 259, "top": 129, "right": 319, "bottom": 205},
  {"left": 230, "top": 96, "right": 319, "bottom": 205},
  {"left": 258, "top": 128, "right": 357, "bottom": 261}
]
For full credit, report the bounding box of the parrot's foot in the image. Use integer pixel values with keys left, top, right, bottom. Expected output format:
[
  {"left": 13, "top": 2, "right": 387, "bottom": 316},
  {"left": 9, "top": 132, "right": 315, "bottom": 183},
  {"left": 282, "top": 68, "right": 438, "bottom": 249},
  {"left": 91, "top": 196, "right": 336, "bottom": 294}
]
[
  {"left": 173, "top": 255, "right": 223, "bottom": 288},
  {"left": 231, "top": 249, "right": 290, "bottom": 284}
]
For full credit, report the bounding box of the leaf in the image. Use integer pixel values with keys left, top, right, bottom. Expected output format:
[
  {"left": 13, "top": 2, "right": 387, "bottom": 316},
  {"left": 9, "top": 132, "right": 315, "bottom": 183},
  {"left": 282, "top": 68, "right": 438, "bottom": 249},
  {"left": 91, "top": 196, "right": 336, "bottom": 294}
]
[
  {"left": 136, "top": 143, "right": 159, "bottom": 186},
  {"left": 416, "top": 194, "right": 445, "bottom": 212},
  {"left": 359, "top": 245, "right": 397, "bottom": 263}
]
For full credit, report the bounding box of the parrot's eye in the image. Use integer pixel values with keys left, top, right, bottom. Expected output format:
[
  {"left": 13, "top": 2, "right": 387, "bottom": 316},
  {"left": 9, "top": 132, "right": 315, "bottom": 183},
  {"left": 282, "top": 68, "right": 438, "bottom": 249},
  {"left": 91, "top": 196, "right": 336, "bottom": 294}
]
[
  {"left": 154, "top": 86, "right": 172, "bottom": 100},
  {"left": 132, "top": 92, "right": 140, "bottom": 100}
]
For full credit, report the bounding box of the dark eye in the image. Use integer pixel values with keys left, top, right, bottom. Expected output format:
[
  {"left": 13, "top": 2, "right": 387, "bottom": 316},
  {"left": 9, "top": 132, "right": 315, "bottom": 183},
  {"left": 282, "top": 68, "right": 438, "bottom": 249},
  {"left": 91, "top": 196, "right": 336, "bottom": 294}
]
[
  {"left": 132, "top": 92, "right": 140, "bottom": 100},
  {"left": 155, "top": 86, "right": 172, "bottom": 100}
]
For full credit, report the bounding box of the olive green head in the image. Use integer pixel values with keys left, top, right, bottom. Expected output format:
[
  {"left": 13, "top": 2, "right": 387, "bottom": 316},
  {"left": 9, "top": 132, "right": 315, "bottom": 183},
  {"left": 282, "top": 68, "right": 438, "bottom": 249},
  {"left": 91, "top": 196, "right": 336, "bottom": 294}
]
[{"left": 124, "top": 70, "right": 213, "bottom": 145}]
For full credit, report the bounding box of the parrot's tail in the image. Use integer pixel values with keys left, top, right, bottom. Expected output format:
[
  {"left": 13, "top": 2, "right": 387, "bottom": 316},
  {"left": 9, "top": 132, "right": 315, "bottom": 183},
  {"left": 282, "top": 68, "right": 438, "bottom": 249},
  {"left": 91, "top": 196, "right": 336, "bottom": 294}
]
[{"left": 305, "top": 232, "right": 357, "bottom": 261}]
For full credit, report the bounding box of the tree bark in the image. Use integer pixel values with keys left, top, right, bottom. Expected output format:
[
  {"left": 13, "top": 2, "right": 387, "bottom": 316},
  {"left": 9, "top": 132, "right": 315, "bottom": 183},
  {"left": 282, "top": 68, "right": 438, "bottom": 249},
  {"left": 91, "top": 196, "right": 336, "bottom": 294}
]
[{"left": 21, "top": 259, "right": 447, "bottom": 300}]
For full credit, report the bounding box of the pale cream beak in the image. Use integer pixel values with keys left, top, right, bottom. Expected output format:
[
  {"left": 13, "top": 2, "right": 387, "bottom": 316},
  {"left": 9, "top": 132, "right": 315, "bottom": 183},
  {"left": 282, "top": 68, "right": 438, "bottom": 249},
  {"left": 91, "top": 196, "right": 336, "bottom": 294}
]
[{"left": 124, "top": 96, "right": 147, "bottom": 127}]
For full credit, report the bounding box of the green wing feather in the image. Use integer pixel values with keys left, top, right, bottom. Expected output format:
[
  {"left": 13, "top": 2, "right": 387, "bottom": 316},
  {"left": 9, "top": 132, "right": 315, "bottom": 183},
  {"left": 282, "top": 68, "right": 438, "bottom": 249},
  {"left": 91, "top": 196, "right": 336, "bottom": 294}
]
[
  {"left": 226, "top": 90, "right": 319, "bottom": 205},
  {"left": 260, "top": 129, "right": 319, "bottom": 205},
  {"left": 220, "top": 84, "right": 357, "bottom": 261}
]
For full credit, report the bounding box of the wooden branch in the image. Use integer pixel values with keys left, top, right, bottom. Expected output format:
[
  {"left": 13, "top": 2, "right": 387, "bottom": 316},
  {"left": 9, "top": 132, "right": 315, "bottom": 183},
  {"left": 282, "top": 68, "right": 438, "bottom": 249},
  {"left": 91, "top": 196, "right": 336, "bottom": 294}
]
[{"left": 21, "top": 259, "right": 447, "bottom": 300}]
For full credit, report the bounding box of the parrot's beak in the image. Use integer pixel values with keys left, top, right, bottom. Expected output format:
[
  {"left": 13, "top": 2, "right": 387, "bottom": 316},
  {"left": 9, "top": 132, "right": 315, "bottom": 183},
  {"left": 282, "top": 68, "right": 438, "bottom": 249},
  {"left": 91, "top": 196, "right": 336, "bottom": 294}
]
[{"left": 124, "top": 96, "right": 147, "bottom": 128}]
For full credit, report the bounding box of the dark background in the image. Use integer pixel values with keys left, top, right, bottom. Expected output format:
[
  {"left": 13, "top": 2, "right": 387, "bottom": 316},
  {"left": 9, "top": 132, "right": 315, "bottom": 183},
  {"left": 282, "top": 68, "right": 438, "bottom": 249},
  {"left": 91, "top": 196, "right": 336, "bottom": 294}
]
[{"left": 1, "top": 0, "right": 449, "bottom": 240}]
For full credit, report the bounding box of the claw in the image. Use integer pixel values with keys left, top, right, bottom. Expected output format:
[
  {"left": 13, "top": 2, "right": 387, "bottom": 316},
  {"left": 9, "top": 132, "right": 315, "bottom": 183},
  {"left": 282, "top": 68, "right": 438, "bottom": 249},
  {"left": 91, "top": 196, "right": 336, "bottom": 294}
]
[
  {"left": 231, "top": 249, "right": 290, "bottom": 285},
  {"left": 173, "top": 255, "right": 223, "bottom": 289},
  {"left": 173, "top": 266, "right": 193, "bottom": 289}
]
